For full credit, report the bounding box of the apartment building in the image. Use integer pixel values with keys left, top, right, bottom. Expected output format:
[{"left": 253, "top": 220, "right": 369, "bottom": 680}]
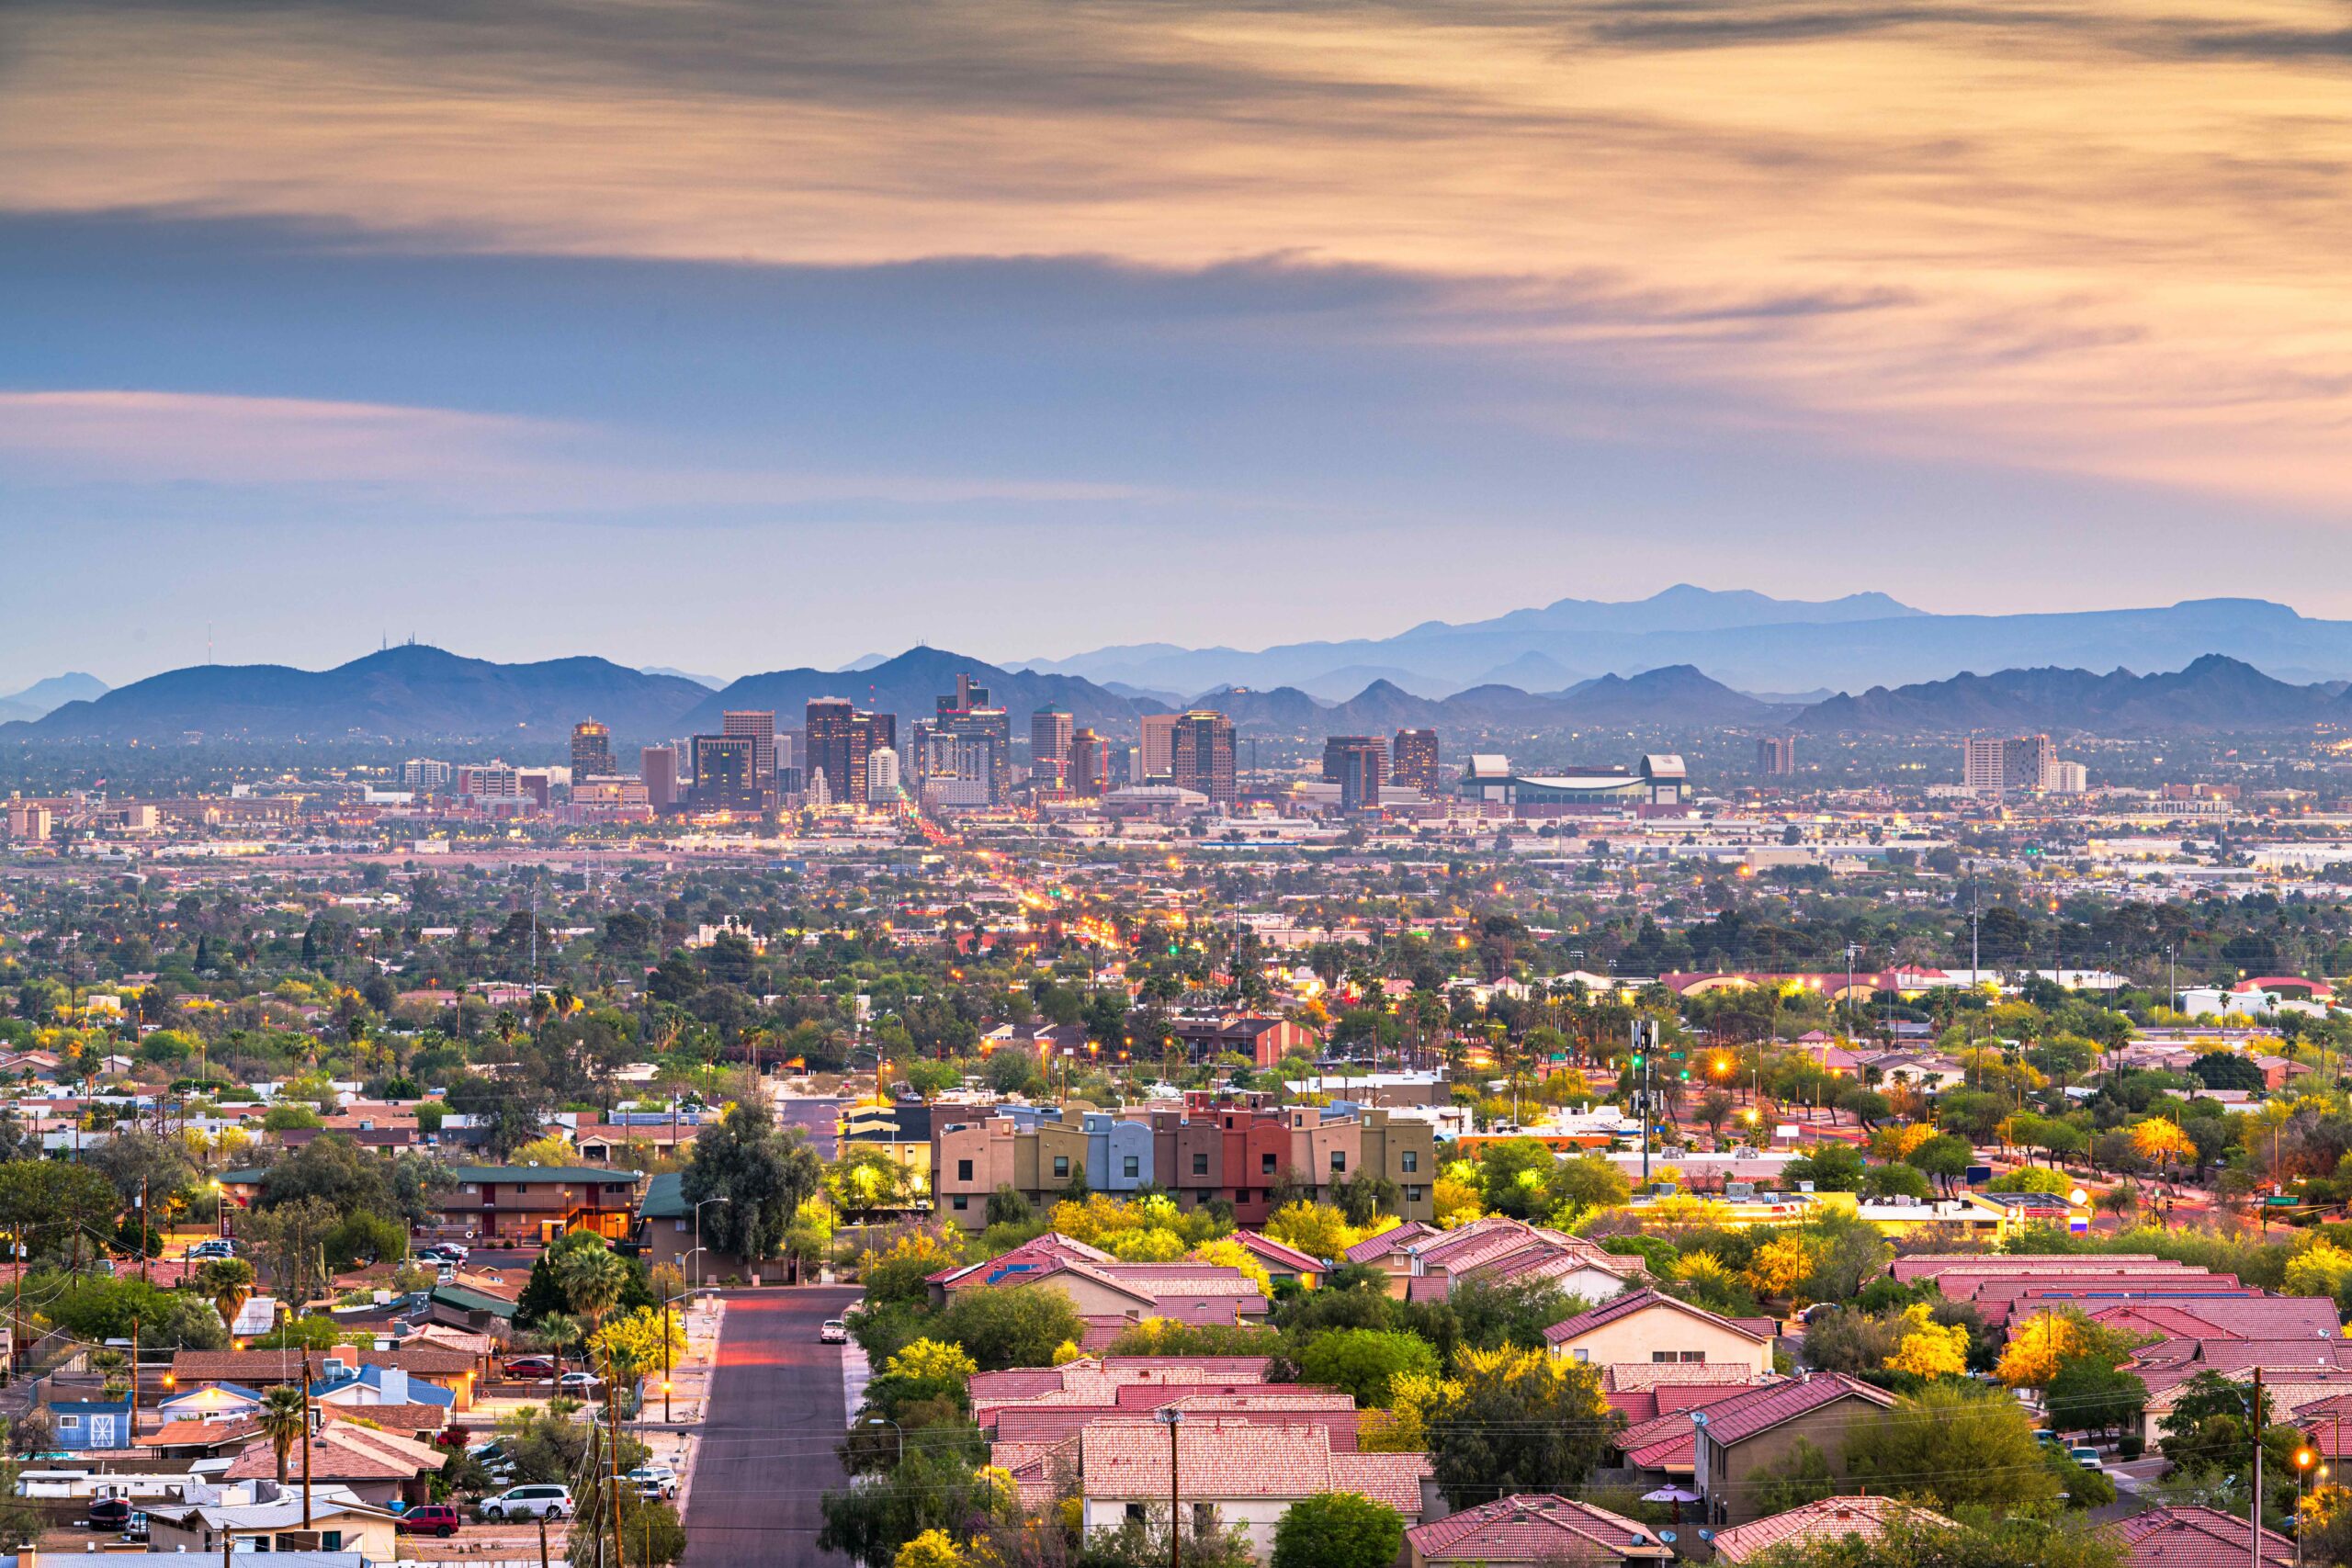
[{"left": 933, "top": 1100, "right": 1436, "bottom": 1229}]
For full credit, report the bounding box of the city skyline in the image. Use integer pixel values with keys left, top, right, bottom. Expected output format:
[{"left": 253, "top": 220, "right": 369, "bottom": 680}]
[{"left": 7, "top": 0, "right": 2352, "bottom": 682}]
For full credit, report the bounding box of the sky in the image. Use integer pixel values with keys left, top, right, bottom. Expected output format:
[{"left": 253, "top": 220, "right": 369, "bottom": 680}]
[{"left": 5, "top": 0, "right": 2352, "bottom": 690}]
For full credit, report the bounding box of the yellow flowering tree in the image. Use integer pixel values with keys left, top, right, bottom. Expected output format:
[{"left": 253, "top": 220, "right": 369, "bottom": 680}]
[
  {"left": 1188, "top": 1237, "right": 1271, "bottom": 1297},
  {"left": 1432, "top": 1176, "right": 1485, "bottom": 1228},
  {"left": 1872, "top": 1124, "right": 1938, "bottom": 1161},
  {"left": 589, "top": 1306, "right": 687, "bottom": 1376},
  {"left": 1358, "top": 1369, "right": 1458, "bottom": 1452},
  {"left": 2130, "top": 1118, "right": 2196, "bottom": 1172},
  {"left": 1884, "top": 1305, "right": 1969, "bottom": 1379},
  {"left": 887, "top": 1338, "right": 978, "bottom": 1384},
  {"left": 1742, "top": 1236, "right": 1815, "bottom": 1300},
  {"left": 894, "top": 1529, "right": 965, "bottom": 1568},
  {"left": 2287, "top": 1241, "right": 2352, "bottom": 1301},
  {"left": 1995, "top": 1308, "right": 2118, "bottom": 1388}
]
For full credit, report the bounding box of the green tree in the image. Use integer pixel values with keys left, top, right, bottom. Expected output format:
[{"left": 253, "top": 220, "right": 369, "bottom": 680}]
[
  {"left": 1845, "top": 1382, "right": 2060, "bottom": 1514},
  {"left": 2046, "top": 1359, "right": 2145, "bottom": 1440},
  {"left": 1296, "top": 1328, "right": 1442, "bottom": 1408},
  {"left": 1751, "top": 1436, "right": 1837, "bottom": 1514},
  {"left": 1424, "top": 1347, "right": 1619, "bottom": 1507},
  {"left": 256, "top": 1133, "right": 390, "bottom": 1213},
  {"left": 682, "top": 1096, "right": 823, "bottom": 1265},
  {"left": 256, "top": 1386, "right": 307, "bottom": 1484},
  {"left": 930, "top": 1285, "right": 1085, "bottom": 1371},
  {"left": 1270, "top": 1492, "right": 1405, "bottom": 1568}
]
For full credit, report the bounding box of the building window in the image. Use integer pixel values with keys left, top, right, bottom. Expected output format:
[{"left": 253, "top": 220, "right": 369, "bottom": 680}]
[
  {"left": 1053, "top": 1156, "right": 1070, "bottom": 1179},
  {"left": 952, "top": 1196, "right": 969, "bottom": 1212},
  {"left": 1405, "top": 1186, "right": 1423, "bottom": 1202},
  {"left": 1193, "top": 1504, "right": 1216, "bottom": 1536},
  {"left": 1401, "top": 1151, "right": 1419, "bottom": 1173},
  {"left": 1572, "top": 1348, "right": 1590, "bottom": 1364},
  {"left": 1192, "top": 1153, "right": 1209, "bottom": 1176},
  {"left": 514, "top": 1184, "right": 529, "bottom": 1193},
  {"left": 57, "top": 1416, "right": 79, "bottom": 1430},
  {"left": 957, "top": 1159, "right": 974, "bottom": 1181},
  {"left": 1123, "top": 1156, "right": 1140, "bottom": 1179},
  {"left": 674, "top": 1219, "right": 686, "bottom": 1233},
  {"left": 1329, "top": 1150, "right": 1346, "bottom": 1171},
  {"left": 1261, "top": 1153, "right": 1277, "bottom": 1175},
  {"left": 1653, "top": 1350, "right": 1708, "bottom": 1363},
  {"left": 1126, "top": 1504, "right": 1146, "bottom": 1523}
]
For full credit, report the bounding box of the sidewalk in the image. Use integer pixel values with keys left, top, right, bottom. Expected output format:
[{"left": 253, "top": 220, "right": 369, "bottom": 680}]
[{"left": 643, "top": 1292, "right": 727, "bottom": 1517}]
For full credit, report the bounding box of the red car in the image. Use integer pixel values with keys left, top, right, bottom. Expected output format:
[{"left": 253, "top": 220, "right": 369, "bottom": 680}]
[
  {"left": 398, "top": 1506, "right": 462, "bottom": 1538},
  {"left": 502, "top": 1357, "right": 556, "bottom": 1381}
]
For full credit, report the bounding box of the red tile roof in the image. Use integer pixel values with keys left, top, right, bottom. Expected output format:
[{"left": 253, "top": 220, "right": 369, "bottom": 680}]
[
  {"left": 1543, "top": 1289, "right": 1770, "bottom": 1348},
  {"left": 2106, "top": 1506, "right": 2294, "bottom": 1567},
  {"left": 1078, "top": 1417, "right": 1430, "bottom": 1514},
  {"left": 1407, "top": 1494, "right": 1669, "bottom": 1565},
  {"left": 1695, "top": 1373, "right": 1894, "bottom": 1447}
]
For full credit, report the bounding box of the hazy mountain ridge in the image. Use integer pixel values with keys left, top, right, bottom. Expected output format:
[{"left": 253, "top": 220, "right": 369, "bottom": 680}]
[
  {"left": 1028, "top": 590, "right": 2352, "bottom": 693},
  {"left": 1799, "top": 654, "right": 2349, "bottom": 735}
]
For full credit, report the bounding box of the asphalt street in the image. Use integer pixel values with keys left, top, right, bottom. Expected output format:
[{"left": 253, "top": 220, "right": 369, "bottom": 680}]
[{"left": 682, "top": 1286, "right": 863, "bottom": 1568}]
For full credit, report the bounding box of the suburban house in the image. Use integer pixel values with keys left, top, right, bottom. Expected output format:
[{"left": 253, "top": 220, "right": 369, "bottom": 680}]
[
  {"left": 1406, "top": 1495, "right": 1672, "bottom": 1567},
  {"left": 48, "top": 1396, "right": 132, "bottom": 1451},
  {"left": 1167, "top": 1013, "right": 1319, "bottom": 1069},
  {"left": 1070, "top": 1416, "right": 1430, "bottom": 1562},
  {"left": 224, "top": 1421, "right": 444, "bottom": 1508},
  {"left": 1542, "top": 1291, "right": 1776, "bottom": 1374},
  {"left": 439, "top": 1164, "right": 643, "bottom": 1243},
  {"left": 170, "top": 1345, "right": 483, "bottom": 1412},
  {"left": 1347, "top": 1216, "right": 1647, "bottom": 1303},
  {"left": 1227, "top": 1231, "right": 1325, "bottom": 1289},
  {"left": 1691, "top": 1375, "right": 1899, "bottom": 1528},
  {"left": 929, "top": 1235, "right": 1271, "bottom": 1348},
  {"left": 837, "top": 1101, "right": 938, "bottom": 1196},
  {"left": 145, "top": 1484, "right": 401, "bottom": 1559}
]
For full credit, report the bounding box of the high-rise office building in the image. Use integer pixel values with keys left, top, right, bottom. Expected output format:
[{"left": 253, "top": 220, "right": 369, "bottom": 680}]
[
  {"left": 1171, "top": 710, "right": 1237, "bottom": 807},
  {"left": 1067, "top": 728, "right": 1109, "bottom": 796},
  {"left": 866, "top": 746, "right": 902, "bottom": 804},
  {"left": 806, "top": 698, "right": 855, "bottom": 805},
  {"left": 1963, "top": 734, "right": 2054, "bottom": 797},
  {"left": 570, "top": 720, "right": 616, "bottom": 781},
  {"left": 1322, "top": 735, "right": 1387, "bottom": 811},
  {"left": 456, "top": 763, "right": 521, "bottom": 798},
  {"left": 2047, "top": 760, "right": 2088, "bottom": 795},
  {"left": 723, "top": 710, "right": 778, "bottom": 809},
  {"left": 401, "top": 758, "right": 453, "bottom": 792},
  {"left": 1139, "top": 714, "right": 1179, "bottom": 782},
  {"left": 1756, "top": 735, "right": 1797, "bottom": 777},
  {"left": 922, "top": 675, "right": 1010, "bottom": 805},
  {"left": 1389, "top": 729, "right": 1440, "bottom": 795},
  {"left": 850, "top": 710, "right": 896, "bottom": 803},
  {"left": 690, "top": 733, "right": 762, "bottom": 813},
  {"left": 641, "top": 745, "right": 680, "bottom": 810},
  {"left": 1030, "top": 707, "right": 1074, "bottom": 791}
]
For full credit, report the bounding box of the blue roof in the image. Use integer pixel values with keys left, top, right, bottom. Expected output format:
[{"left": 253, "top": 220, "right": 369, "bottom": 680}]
[
  {"left": 51, "top": 1399, "right": 131, "bottom": 1416},
  {"left": 311, "top": 1365, "right": 457, "bottom": 1407}
]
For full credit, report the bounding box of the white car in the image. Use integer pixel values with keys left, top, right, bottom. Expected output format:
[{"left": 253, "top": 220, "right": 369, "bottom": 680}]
[
  {"left": 2067, "top": 1447, "right": 2104, "bottom": 1471},
  {"left": 625, "top": 1465, "right": 677, "bottom": 1499},
  {"left": 820, "top": 1319, "right": 849, "bottom": 1344},
  {"left": 481, "top": 1484, "right": 572, "bottom": 1521},
  {"left": 556, "top": 1371, "right": 604, "bottom": 1393}
]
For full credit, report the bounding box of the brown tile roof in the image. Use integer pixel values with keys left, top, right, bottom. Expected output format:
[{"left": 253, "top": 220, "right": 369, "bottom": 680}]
[
  {"left": 171, "top": 1348, "right": 477, "bottom": 1382},
  {"left": 140, "top": 1416, "right": 259, "bottom": 1450},
  {"left": 1711, "top": 1496, "right": 1948, "bottom": 1564},
  {"left": 1078, "top": 1417, "right": 1429, "bottom": 1513},
  {"left": 1407, "top": 1495, "right": 1669, "bottom": 1565},
  {"left": 224, "top": 1422, "right": 442, "bottom": 1482}
]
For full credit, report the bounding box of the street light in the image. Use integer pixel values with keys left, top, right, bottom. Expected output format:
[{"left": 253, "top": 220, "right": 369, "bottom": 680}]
[{"left": 692, "top": 1196, "right": 731, "bottom": 1291}]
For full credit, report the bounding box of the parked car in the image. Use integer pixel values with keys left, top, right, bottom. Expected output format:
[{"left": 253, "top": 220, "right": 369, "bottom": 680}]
[
  {"left": 626, "top": 1465, "right": 677, "bottom": 1500},
  {"left": 820, "top": 1319, "right": 849, "bottom": 1344},
  {"left": 481, "top": 1484, "right": 572, "bottom": 1522},
  {"left": 187, "top": 1238, "right": 237, "bottom": 1260},
  {"left": 419, "top": 1242, "right": 469, "bottom": 1263},
  {"left": 556, "top": 1371, "right": 603, "bottom": 1393},
  {"left": 398, "top": 1505, "right": 464, "bottom": 1538},
  {"left": 503, "top": 1356, "right": 557, "bottom": 1381},
  {"left": 2067, "top": 1447, "right": 2104, "bottom": 1471},
  {"left": 88, "top": 1498, "right": 132, "bottom": 1530}
]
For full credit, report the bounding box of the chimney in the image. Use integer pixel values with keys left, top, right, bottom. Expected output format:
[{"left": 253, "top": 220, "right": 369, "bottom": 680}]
[
  {"left": 377, "top": 1367, "right": 409, "bottom": 1404},
  {"left": 326, "top": 1344, "right": 358, "bottom": 1373}
]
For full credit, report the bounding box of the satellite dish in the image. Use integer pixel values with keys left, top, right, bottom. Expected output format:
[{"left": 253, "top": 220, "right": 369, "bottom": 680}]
[
  {"left": 1658, "top": 1532, "right": 1677, "bottom": 1544},
  {"left": 1697, "top": 1529, "right": 1715, "bottom": 1541}
]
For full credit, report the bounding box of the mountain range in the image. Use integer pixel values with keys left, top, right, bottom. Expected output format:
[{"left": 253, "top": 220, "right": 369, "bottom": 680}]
[
  {"left": 0, "top": 672, "right": 107, "bottom": 726},
  {"left": 15, "top": 637, "right": 2352, "bottom": 750},
  {"left": 1023, "top": 588, "right": 2352, "bottom": 694}
]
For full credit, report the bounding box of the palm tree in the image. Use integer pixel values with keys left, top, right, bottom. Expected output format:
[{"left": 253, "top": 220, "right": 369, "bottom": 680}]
[
  {"left": 558, "top": 1246, "right": 629, "bottom": 1333},
  {"left": 256, "top": 1385, "right": 307, "bottom": 1484},
  {"left": 537, "top": 1312, "right": 581, "bottom": 1387},
  {"left": 196, "top": 1258, "right": 255, "bottom": 1334}
]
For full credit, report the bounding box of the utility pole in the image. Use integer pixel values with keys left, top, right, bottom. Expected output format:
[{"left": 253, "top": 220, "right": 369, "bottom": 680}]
[
  {"left": 2252, "top": 1366, "right": 2265, "bottom": 1568},
  {"left": 1157, "top": 1407, "right": 1183, "bottom": 1568},
  {"left": 606, "top": 1360, "right": 626, "bottom": 1568},
  {"left": 1635, "top": 1019, "right": 1654, "bottom": 1188},
  {"left": 130, "top": 1314, "right": 139, "bottom": 1434},
  {"left": 300, "top": 1346, "right": 313, "bottom": 1528},
  {"left": 538, "top": 1514, "right": 551, "bottom": 1568},
  {"left": 662, "top": 1291, "right": 673, "bottom": 1425},
  {"left": 139, "top": 1179, "right": 149, "bottom": 1284}
]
